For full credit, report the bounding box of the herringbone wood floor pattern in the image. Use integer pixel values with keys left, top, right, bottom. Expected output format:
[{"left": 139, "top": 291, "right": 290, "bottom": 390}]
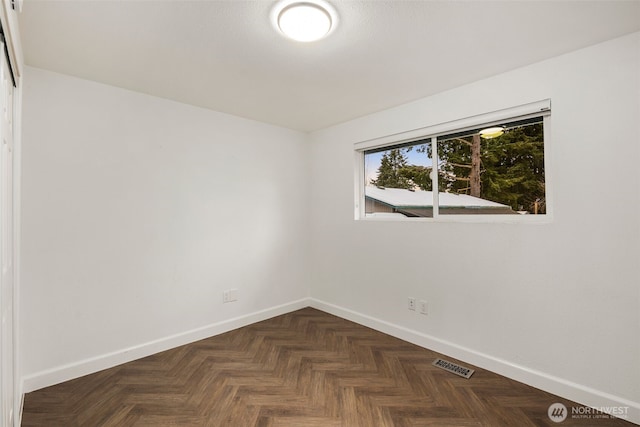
[{"left": 22, "top": 308, "right": 632, "bottom": 426}]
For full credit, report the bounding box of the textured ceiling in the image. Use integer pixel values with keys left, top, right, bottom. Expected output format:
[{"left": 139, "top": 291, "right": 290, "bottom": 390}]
[{"left": 18, "top": 0, "right": 640, "bottom": 132}]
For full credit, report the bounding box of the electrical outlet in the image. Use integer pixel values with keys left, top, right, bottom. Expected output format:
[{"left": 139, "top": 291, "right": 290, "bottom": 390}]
[
  {"left": 223, "top": 289, "right": 238, "bottom": 303},
  {"left": 408, "top": 297, "right": 416, "bottom": 311},
  {"left": 419, "top": 300, "right": 428, "bottom": 315}
]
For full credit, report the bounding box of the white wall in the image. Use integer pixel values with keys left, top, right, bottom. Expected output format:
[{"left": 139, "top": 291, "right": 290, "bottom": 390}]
[
  {"left": 20, "top": 67, "right": 310, "bottom": 390},
  {"left": 309, "top": 32, "right": 640, "bottom": 421}
]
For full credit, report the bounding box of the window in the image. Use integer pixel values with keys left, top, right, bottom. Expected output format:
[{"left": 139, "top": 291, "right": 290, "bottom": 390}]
[{"left": 356, "top": 100, "right": 550, "bottom": 220}]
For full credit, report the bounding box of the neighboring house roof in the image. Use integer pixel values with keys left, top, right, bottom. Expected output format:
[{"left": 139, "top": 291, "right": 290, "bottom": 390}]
[
  {"left": 365, "top": 186, "right": 511, "bottom": 210},
  {"left": 365, "top": 212, "right": 408, "bottom": 219}
]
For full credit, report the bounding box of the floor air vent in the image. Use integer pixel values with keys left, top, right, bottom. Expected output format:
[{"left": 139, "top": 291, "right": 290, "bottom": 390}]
[{"left": 432, "top": 358, "right": 475, "bottom": 379}]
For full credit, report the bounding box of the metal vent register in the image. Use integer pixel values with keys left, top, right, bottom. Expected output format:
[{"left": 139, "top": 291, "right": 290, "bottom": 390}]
[{"left": 432, "top": 358, "right": 475, "bottom": 379}]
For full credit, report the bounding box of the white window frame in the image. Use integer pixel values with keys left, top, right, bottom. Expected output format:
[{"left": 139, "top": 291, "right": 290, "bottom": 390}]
[{"left": 354, "top": 99, "right": 552, "bottom": 223}]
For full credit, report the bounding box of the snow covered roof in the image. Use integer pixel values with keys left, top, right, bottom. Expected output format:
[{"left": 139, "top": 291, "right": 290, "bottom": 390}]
[
  {"left": 365, "top": 212, "right": 408, "bottom": 219},
  {"left": 365, "top": 186, "right": 510, "bottom": 209}
]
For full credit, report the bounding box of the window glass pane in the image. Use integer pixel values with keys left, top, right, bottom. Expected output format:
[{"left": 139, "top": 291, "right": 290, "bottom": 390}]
[
  {"left": 364, "top": 139, "right": 435, "bottom": 218},
  {"left": 436, "top": 119, "right": 545, "bottom": 215}
]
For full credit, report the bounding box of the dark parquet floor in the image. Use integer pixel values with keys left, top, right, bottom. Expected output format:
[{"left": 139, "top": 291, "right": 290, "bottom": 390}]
[{"left": 21, "top": 307, "right": 633, "bottom": 426}]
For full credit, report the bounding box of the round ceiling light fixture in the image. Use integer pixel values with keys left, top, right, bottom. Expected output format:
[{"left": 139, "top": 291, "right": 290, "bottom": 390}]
[
  {"left": 274, "top": 1, "right": 336, "bottom": 42},
  {"left": 479, "top": 126, "right": 505, "bottom": 139}
]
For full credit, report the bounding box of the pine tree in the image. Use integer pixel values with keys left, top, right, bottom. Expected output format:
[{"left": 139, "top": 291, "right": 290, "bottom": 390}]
[
  {"left": 399, "top": 164, "right": 433, "bottom": 191},
  {"left": 480, "top": 123, "right": 545, "bottom": 213},
  {"left": 437, "top": 123, "right": 545, "bottom": 213},
  {"left": 370, "top": 149, "right": 412, "bottom": 189}
]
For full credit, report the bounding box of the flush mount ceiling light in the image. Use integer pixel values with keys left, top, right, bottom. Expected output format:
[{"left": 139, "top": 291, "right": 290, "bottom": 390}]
[
  {"left": 479, "top": 126, "right": 505, "bottom": 139},
  {"left": 273, "top": 1, "right": 336, "bottom": 42}
]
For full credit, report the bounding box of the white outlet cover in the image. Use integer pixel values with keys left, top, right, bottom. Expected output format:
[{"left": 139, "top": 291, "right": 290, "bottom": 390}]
[
  {"left": 224, "top": 288, "right": 239, "bottom": 303},
  {"left": 419, "top": 300, "right": 428, "bottom": 314}
]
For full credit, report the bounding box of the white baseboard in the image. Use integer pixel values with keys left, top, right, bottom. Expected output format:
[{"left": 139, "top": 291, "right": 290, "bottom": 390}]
[
  {"left": 309, "top": 298, "right": 640, "bottom": 426},
  {"left": 21, "top": 298, "right": 311, "bottom": 394}
]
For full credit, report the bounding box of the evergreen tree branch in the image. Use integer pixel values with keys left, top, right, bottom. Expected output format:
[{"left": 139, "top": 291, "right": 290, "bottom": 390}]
[{"left": 447, "top": 162, "right": 472, "bottom": 169}]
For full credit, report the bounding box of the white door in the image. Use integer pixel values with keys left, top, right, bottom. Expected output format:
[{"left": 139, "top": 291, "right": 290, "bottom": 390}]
[{"left": 0, "top": 40, "right": 15, "bottom": 427}]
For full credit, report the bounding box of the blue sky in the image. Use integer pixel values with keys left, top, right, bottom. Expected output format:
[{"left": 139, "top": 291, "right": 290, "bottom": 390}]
[{"left": 364, "top": 145, "right": 432, "bottom": 185}]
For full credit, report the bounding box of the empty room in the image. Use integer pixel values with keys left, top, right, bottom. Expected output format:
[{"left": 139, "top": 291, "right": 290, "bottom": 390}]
[{"left": 0, "top": 0, "right": 638, "bottom": 425}]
